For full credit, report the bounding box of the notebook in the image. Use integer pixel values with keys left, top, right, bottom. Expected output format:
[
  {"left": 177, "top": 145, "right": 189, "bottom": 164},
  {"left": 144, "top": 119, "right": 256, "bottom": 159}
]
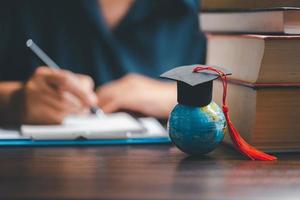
[{"left": 0, "top": 113, "right": 170, "bottom": 146}]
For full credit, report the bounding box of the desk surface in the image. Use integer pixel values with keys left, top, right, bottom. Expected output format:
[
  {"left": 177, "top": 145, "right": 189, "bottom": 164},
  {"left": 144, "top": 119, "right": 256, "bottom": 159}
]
[{"left": 0, "top": 144, "right": 299, "bottom": 200}]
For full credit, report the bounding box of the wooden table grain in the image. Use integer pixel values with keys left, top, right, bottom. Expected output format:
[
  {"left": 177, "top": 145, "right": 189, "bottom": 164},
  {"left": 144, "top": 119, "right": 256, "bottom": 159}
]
[{"left": 0, "top": 144, "right": 299, "bottom": 200}]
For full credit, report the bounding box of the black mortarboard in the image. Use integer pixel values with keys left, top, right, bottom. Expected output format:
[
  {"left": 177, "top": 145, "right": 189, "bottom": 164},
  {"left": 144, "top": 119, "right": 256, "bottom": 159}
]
[{"left": 160, "top": 65, "right": 231, "bottom": 107}]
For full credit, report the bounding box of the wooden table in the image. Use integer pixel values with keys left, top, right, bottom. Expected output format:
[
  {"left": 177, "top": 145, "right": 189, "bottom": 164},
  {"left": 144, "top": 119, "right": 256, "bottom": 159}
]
[{"left": 0, "top": 143, "right": 299, "bottom": 200}]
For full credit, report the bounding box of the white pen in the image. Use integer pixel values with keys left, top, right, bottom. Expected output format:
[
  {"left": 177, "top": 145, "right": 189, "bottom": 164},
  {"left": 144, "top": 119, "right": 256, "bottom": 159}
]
[{"left": 26, "top": 39, "right": 104, "bottom": 117}]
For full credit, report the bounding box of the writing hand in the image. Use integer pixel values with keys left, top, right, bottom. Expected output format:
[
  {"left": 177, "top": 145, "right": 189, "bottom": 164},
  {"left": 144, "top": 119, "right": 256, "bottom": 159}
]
[{"left": 22, "top": 67, "right": 97, "bottom": 124}]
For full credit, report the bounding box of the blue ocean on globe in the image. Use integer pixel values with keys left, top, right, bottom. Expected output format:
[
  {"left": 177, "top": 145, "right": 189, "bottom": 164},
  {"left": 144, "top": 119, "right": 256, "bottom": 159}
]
[{"left": 168, "top": 101, "right": 227, "bottom": 155}]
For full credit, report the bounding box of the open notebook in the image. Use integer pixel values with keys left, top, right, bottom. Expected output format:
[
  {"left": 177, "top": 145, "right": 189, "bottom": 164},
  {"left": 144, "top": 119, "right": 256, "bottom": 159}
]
[{"left": 0, "top": 113, "right": 170, "bottom": 146}]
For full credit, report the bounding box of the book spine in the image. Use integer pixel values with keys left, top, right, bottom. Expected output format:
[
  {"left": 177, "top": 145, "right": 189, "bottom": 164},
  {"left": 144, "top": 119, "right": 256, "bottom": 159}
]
[{"left": 227, "top": 79, "right": 300, "bottom": 89}]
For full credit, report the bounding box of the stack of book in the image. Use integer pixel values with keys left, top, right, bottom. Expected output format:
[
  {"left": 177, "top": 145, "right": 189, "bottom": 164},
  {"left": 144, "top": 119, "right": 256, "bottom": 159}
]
[{"left": 200, "top": 1, "right": 300, "bottom": 152}]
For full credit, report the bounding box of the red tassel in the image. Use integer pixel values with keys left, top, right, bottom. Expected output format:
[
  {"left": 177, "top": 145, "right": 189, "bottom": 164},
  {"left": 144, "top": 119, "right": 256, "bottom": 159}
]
[{"left": 193, "top": 66, "right": 277, "bottom": 161}]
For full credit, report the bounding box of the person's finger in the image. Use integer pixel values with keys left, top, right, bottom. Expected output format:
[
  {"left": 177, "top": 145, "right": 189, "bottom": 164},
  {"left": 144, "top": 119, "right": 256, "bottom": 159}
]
[
  {"left": 96, "top": 81, "right": 121, "bottom": 107},
  {"left": 101, "top": 100, "right": 121, "bottom": 113},
  {"left": 29, "top": 79, "right": 85, "bottom": 116},
  {"left": 31, "top": 79, "right": 87, "bottom": 116},
  {"left": 35, "top": 67, "right": 97, "bottom": 115},
  {"left": 97, "top": 88, "right": 113, "bottom": 107},
  {"left": 23, "top": 103, "right": 66, "bottom": 125},
  {"left": 62, "top": 92, "right": 88, "bottom": 114},
  {"left": 34, "top": 74, "right": 63, "bottom": 98},
  {"left": 40, "top": 108, "right": 66, "bottom": 125},
  {"left": 76, "top": 74, "right": 95, "bottom": 91},
  {"left": 75, "top": 74, "right": 98, "bottom": 106},
  {"left": 36, "top": 67, "right": 97, "bottom": 107}
]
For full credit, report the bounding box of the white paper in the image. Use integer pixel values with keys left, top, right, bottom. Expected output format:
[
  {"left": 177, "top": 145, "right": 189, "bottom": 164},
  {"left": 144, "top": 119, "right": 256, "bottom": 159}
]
[
  {"left": 0, "top": 128, "right": 28, "bottom": 139},
  {"left": 132, "top": 118, "right": 168, "bottom": 138},
  {"left": 21, "top": 113, "right": 147, "bottom": 140}
]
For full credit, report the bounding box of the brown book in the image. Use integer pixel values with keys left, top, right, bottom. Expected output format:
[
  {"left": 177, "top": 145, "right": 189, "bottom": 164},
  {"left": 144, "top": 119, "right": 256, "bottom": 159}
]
[
  {"left": 201, "top": 0, "right": 300, "bottom": 11},
  {"left": 206, "top": 34, "right": 300, "bottom": 83},
  {"left": 213, "top": 81, "right": 300, "bottom": 152},
  {"left": 200, "top": 8, "right": 300, "bottom": 34}
]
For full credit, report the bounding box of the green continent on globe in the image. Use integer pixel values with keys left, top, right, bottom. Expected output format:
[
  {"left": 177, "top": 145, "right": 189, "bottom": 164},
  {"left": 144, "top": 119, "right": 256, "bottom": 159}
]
[{"left": 168, "top": 101, "right": 227, "bottom": 155}]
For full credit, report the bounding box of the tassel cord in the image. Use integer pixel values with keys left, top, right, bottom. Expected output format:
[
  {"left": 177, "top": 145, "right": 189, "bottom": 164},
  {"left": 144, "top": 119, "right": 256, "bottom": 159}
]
[{"left": 193, "top": 66, "right": 277, "bottom": 161}]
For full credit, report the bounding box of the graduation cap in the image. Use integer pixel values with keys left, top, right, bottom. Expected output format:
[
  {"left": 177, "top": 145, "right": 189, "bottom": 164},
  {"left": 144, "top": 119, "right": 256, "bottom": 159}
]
[
  {"left": 160, "top": 65, "right": 231, "bottom": 107},
  {"left": 160, "top": 64, "right": 277, "bottom": 161}
]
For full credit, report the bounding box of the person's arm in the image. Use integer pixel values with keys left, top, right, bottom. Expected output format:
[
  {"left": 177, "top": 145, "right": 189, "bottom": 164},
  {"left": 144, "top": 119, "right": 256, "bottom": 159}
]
[{"left": 0, "top": 82, "right": 24, "bottom": 126}]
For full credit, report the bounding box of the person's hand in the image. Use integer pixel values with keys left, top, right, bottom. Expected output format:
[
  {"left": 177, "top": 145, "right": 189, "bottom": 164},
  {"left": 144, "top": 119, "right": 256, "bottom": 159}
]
[
  {"left": 22, "top": 67, "right": 97, "bottom": 124},
  {"left": 96, "top": 74, "right": 177, "bottom": 118}
]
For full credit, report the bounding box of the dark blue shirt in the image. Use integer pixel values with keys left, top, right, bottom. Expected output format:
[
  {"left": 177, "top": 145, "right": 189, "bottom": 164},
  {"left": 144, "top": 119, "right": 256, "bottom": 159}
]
[{"left": 0, "top": 0, "right": 206, "bottom": 85}]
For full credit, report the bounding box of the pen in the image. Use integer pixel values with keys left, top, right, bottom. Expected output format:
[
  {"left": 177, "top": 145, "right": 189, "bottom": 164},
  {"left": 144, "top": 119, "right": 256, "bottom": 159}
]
[{"left": 26, "top": 39, "right": 104, "bottom": 117}]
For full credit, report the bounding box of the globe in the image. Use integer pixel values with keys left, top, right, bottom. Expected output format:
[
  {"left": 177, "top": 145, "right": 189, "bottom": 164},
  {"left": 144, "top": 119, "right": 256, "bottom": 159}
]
[{"left": 168, "top": 101, "right": 227, "bottom": 155}]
